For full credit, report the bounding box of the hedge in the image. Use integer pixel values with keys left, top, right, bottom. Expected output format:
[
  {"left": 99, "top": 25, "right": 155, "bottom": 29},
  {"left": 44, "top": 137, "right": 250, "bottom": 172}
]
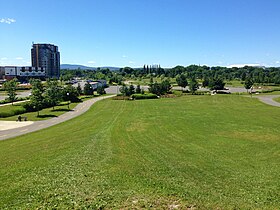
[
  {"left": 131, "top": 94, "right": 158, "bottom": 100},
  {"left": 0, "top": 105, "right": 26, "bottom": 118}
]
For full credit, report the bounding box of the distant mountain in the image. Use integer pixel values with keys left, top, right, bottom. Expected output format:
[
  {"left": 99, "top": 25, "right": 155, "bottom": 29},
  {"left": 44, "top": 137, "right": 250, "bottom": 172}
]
[
  {"left": 61, "top": 64, "right": 120, "bottom": 71},
  {"left": 61, "top": 64, "right": 93, "bottom": 70}
]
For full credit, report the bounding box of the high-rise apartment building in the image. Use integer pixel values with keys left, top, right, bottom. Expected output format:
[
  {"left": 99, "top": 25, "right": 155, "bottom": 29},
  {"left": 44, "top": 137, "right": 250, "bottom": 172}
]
[{"left": 31, "top": 43, "right": 60, "bottom": 78}]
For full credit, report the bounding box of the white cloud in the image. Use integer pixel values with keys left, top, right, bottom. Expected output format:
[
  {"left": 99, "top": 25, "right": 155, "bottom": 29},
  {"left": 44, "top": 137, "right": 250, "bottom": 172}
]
[
  {"left": 15, "top": 57, "right": 23, "bottom": 60},
  {"left": 1, "top": 57, "right": 7, "bottom": 60},
  {"left": 275, "top": 61, "right": 280, "bottom": 64},
  {"left": 122, "top": 55, "right": 127, "bottom": 58},
  {"left": 129, "top": 61, "right": 134, "bottom": 64},
  {"left": 88, "top": 61, "right": 96, "bottom": 64},
  {"left": 0, "top": 18, "right": 16, "bottom": 24}
]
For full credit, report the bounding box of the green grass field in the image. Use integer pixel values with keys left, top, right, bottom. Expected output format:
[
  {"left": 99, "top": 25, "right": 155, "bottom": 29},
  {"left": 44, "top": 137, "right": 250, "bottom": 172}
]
[
  {"left": 0, "top": 95, "right": 279, "bottom": 209},
  {"left": 0, "top": 102, "right": 79, "bottom": 121},
  {"left": 0, "top": 95, "right": 101, "bottom": 121},
  {"left": 273, "top": 97, "right": 280, "bottom": 103}
]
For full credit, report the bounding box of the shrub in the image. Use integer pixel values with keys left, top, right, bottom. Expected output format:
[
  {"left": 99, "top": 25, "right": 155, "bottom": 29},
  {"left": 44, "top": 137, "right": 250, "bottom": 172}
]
[
  {"left": 22, "top": 101, "right": 36, "bottom": 112},
  {"left": 112, "top": 96, "right": 130, "bottom": 100},
  {"left": 0, "top": 105, "right": 26, "bottom": 118},
  {"left": 131, "top": 94, "right": 158, "bottom": 100}
]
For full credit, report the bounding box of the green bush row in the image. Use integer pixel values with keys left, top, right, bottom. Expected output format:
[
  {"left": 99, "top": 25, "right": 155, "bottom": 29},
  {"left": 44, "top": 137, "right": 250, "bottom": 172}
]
[
  {"left": 0, "top": 106, "right": 26, "bottom": 118},
  {"left": 131, "top": 94, "right": 158, "bottom": 100}
]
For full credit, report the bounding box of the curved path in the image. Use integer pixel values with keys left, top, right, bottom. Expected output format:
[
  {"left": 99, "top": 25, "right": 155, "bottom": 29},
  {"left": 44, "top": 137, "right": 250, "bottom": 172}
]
[
  {"left": 0, "top": 95, "right": 115, "bottom": 141},
  {"left": 254, "top": 95, "right": 280, "bottom": 107}
]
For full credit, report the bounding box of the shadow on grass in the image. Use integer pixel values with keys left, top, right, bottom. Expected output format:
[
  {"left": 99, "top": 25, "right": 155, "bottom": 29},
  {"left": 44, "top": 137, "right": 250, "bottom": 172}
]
[
  {"left": 51, "top": 108, "right": 71, "bottom": 112},
  {"left": 37, "top": 114, "right": 58, "bottom": 118}
]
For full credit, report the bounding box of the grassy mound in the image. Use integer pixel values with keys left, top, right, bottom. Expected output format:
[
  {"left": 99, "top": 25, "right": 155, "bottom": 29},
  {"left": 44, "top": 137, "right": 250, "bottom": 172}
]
[{"left": 0, "top": 95, "right": 279, "bottom": 209}]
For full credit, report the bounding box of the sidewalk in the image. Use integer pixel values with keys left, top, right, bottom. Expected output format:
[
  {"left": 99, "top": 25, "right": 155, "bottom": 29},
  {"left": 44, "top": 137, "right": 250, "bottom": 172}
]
[
  {"left": 254, "top": 95, "right": 280, "bottom": 107},
  {"left": 0, "top": 100, "right": 29, "bottom": 107},
  {"left": 0, "top": 95, "right": 115, "bottom": 141}
]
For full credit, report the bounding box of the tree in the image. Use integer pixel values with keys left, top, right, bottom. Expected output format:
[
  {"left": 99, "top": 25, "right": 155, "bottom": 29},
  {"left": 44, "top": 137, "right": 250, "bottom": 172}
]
[
  {"left": 119, "top": 84, "right": 129, "bottom": 96},
  {"left": 149, "top": 77, "right": 154, "bottom": 84},
  {"left": 208, "top": 78, "right": 225, "bottom": 91},
  {"left": 148, "top": 80, "right": 171, "bottom": 95},
  {"left": 62, "top": 85, "right": 80, "bottom": 103},
  {"left": 136, "top": 84, "right": 141, "bottom": 94},
  {"left": 76, "top": 83, "right": 82, "bottom": 95},
  {"left": 30, "top": 79, "right": 44, "bottom": 116},
  {"left": 97, "top": 86, "right": 106, "bottom": 95},
  {"left": 202, "top": 78, "right": 209, "bottom": 87},
  {"left": 149, "top": 82, "right": 161, "bottom": 95},
  {"left": 84, "top": 82, "right": 93, "bottom": 95},
  {"left": 3, "top": 78, "right": 18, "bottom": 105},
  {"left": 176, "top": 74, "right": 188, "bottom": 90},
  {"left": 128, "top": 85, "right": 135, "bottom": 95},
  {"left": 44, "top": 79, "right": 62, "bottom": 109},
  {"left": 189, "top": 78, "right": 199, "bottom": 94},
  {"left": 244, "top": 78, "right": 254, "bottom": 94},
  {"left": 160, "top": 79, "right": 171, "bottom": 94}
]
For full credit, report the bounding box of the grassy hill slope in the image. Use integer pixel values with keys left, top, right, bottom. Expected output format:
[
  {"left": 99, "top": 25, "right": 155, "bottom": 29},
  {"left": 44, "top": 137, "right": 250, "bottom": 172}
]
[{"left": 0, "top": 95, "right": 279, "bottom": 209}]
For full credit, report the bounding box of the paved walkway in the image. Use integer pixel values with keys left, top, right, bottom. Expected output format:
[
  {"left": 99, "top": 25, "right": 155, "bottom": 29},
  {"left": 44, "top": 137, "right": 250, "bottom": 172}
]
[
  {"left": 0, "top": 95, "right": 115, "bottom": 141},
  {"left": 0, "top": 100, "right": 29, "bottom": 107},
  {"left": 254, "top": 95, "right": 280, "bottom": 107}
]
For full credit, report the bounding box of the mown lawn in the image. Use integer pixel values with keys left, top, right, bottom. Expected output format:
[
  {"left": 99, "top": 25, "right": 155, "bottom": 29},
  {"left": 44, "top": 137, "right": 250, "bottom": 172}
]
[
  {"left": 0, "top": 102, "right": 79, "bottom": 121},
  {"left": 0, "top": 95, "right": 279, "bottom": 209},
  {"left": 273, "top": 97, "right": 280, "bottom": 103}
]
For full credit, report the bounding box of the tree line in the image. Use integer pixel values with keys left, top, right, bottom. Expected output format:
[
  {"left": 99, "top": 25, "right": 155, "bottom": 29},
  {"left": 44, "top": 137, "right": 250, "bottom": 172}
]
[
  {"left": 61, "top": 65, "right": 280, "bottom": 86},
  {"left": 3, "top": 78, "right": 106, "bottom": 116}
]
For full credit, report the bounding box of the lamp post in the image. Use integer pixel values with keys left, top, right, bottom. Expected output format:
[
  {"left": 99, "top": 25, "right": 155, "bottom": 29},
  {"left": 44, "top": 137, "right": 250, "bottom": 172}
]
[{"left": 66, "top": 92, "right": 70, "bottom": 110}]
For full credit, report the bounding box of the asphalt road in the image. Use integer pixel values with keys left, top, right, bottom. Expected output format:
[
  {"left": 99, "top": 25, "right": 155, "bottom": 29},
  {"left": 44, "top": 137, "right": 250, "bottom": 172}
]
[
  {"left": 254, "top": 95, "right": 280, "bottom": 107},
  {"left": 0, "top": 95, "right": 115, "bottom": 141},
  {"left": 0, "top": 90, "right": 31, "bottom": 101}
]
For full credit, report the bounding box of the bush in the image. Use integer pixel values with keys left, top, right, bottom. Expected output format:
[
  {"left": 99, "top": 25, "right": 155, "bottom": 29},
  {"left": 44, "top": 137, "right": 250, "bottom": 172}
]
[
  {"left": 131, "top": 94, "right": 158, "bottom": 100},
  {"left": 112, "top": 96, "right": 130, "bottom": 100},
  {"left": 22, "top": 101, "right": 37, "bottom": 112},
  {"left": 0, "top": 105, "right": 26, "bottom": 118}
]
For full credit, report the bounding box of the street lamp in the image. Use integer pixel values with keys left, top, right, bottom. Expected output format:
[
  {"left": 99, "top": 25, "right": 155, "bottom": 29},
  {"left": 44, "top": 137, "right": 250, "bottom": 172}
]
[{"left": 66, "top": 92, "right": 70, "bottom": 110}]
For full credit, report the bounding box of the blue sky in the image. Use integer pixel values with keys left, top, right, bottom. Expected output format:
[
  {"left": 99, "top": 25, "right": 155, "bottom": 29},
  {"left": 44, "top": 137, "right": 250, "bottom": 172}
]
[{"left": 0, "top": 0, "right": 280, "bottom": 68}]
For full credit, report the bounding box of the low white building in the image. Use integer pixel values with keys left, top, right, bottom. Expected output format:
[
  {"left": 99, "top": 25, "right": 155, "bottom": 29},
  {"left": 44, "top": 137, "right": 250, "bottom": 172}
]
[
  {"left": 88, "top": 80, "right": 107, "bottom": 90},
  {"left": 1, "top": 66, "right": 46, "bottom": 80}
]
